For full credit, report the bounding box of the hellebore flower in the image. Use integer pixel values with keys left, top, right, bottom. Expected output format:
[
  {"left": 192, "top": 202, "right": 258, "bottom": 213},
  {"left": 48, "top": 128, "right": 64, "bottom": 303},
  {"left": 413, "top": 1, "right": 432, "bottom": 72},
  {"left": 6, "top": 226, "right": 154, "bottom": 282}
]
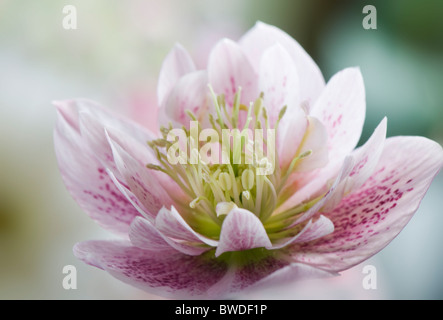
[{"left": 54, "top": 22, "right": 443, "bottom": 299}]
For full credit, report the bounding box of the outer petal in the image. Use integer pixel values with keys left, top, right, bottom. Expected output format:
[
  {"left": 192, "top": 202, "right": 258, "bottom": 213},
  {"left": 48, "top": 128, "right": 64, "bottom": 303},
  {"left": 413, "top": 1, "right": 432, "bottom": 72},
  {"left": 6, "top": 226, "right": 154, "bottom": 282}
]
[
  {"left": 54, "top": 103, "right": 142, "bottom": 235},
  {"left": 239, "top": 21, "right": 325, "bottom": 107},
  {"left": 74, "top": 240, "right": 298, "bottom": 299},
  {"left": 215, "top": 207, "right": 272, "bottom": 257},
  {"left": 74, "top": 240, "right": 228, "bottom": 299},
  {"left": 157, "top": 43, "right": 196, "bottom": 107},
  {"left": 207, "top": 38, "right": 258, "bottom": 109},
  {"left": 74, "top": 99, "right": 158, "bottom": 183},
  {"left": 291, "top": 136, "right": 443, "bottom": 272},
  {"left": 208, "top": 255, "right": 291, "bottom": 298}
]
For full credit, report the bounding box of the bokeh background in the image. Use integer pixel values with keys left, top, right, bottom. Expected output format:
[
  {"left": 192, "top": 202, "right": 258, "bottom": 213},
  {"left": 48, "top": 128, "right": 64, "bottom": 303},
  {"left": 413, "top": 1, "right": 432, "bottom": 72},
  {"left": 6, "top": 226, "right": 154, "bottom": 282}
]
[{"left": 1, "top": 0, "right": 442, "bottom": 299}]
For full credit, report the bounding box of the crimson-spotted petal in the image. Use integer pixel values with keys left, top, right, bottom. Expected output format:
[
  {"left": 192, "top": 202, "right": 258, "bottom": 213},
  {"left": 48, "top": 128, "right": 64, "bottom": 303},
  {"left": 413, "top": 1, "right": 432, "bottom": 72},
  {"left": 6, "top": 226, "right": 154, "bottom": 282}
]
[
  {"left": 54, "top": 101, "right": 142, "bottom": 235},
  {"left": 207, "top": 38, "right": 258, "bottom": 109},
  {"left": 291, "top": 136, "right": 443, "bottom": 272}
]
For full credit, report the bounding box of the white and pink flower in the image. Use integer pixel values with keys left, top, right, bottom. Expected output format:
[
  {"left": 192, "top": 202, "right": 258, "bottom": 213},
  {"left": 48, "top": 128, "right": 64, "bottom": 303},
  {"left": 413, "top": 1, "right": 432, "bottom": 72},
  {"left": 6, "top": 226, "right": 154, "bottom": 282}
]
[{"left": 54, "top": 22, "right": 443, "bottom": 298}]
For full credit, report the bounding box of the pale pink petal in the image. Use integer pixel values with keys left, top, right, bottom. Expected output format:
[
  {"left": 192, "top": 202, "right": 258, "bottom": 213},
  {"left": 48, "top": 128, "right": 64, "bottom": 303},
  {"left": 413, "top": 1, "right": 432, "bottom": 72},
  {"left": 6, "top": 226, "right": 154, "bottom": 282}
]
[
  {"left": 74, "top": 99, "right": 157, "bottom": 183},
  {"left": 53, "top": 99, "right": 80, "bottom": 131},
  {"left": 155, "top": 206, "right": 219, "bottom": 247},
  {"left": 257, "top": 43, "right": 307, "bottom": 169},
  {"left": 107, "top": 135, "right": 173, "bottom": 220},
  {"left": 277, "top": 70, "right": 369, "bottom": 215},
  {"left": 54, "top": 107, "right": 141, "bottom": 235},
  {"left": 295, "top": 156, "right": 355, "bottom": 225},
  {"left": 287, "top": 119, "right": 385, "bottom": 225},
  {"left": 106, "top": 169, "right": 157, "bottom": 221},
  {"left": 277, "top": 105, "right": 308, "bottom": 170},
  {"left": 73, "top": 240, "right": 228, "bottom": 299},
  {"left": 294, "top": 116, "right": 329, "bottom": 172},
  {"left": 161, "top": 70, "right": 213, "bottom": 129},
  {"left": 291, "top": 215, "right": 335, "bottom": 243},
  {"left": 271, "top": 215, "right": 334, "bottom": 249},
  {"left": 130, "top": 216, "right": 211, "bottom": 256},
  {"left": 104, "top": 125, "right": 180, "bottom": 196},
  {"left": 215, "top": 207, "right": 272, "bottom": 257},
  {"left": 258, "top": 43, "right": 299, "bottom": 126},
  {"left": 274, "top": 118, "right": 330, "bottom": 214},
  {"left": 239, "top": 21, "right": 325, "bottom": 107},
  {"left": 290, "top": 136, "right": 443, "bottom": 272},
  {"left": 157, "top": 43, "right": 196, "bottom": 107},
  {"left": 207, "top": 38, "right": 258, "bottom": 108},
  {"left": 310, "top": 67, "right": 366, "bottom": 165},
  {"left": 321, "top": 117, "right": 387, "bottom": 211},
  {"left": 129, "top": 217, "right": 171, "bottom": 251},
  {"left": 75, "top": 99, "right": 156, "bottom": 144}
]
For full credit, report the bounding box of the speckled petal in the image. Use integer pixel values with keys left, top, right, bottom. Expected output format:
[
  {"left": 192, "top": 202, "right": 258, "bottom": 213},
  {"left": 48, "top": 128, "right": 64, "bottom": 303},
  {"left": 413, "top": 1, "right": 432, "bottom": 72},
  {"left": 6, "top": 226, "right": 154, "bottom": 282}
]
[
  {"left": 54, "top": 103, "right": 142, "bottom": 235},
  {"left": 258, "top": 43, "right": 299, "bottom": 126},
  {"left": 72, "top": 99, "right": 157, "bottom": 185},
  {"left": 207, "top": 38, "right": 258, "bottom": 109},
  {"left": 73, "top": 240, "right": 228, "bottom": 299},
  {"left": 321, "top": 117, "right": 387, "bottom": 211},
  {"left": 290, "top": 136, "right": 443, "bottom": 272},
  {"left": 310, "top": 67, "right": 366, "bottom": 166},
  {"left": 258, "top": 43, "right": 307, "bottom": 170}
]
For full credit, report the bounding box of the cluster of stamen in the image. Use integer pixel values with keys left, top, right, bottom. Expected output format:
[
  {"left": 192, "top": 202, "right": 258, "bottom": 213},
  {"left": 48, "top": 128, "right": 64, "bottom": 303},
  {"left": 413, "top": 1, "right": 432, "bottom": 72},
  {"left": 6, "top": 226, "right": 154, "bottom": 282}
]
[{"left": 147, "top": 85, "right": 316, "bottom": 240}]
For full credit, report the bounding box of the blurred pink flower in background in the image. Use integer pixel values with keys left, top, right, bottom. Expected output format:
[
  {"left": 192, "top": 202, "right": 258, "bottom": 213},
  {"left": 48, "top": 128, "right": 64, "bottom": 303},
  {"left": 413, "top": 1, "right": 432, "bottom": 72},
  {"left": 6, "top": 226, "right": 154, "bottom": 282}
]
[{"left": 54, "top": 22, "right": 443, "bottom": 298}]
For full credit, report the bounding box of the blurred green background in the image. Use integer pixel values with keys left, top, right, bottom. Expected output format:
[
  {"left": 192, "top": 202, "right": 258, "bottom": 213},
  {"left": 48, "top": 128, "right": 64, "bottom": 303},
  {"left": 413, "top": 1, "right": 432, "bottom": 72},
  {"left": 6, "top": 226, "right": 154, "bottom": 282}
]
[{"left": 0, "top": 0, "right": 442, "bottom": 299}]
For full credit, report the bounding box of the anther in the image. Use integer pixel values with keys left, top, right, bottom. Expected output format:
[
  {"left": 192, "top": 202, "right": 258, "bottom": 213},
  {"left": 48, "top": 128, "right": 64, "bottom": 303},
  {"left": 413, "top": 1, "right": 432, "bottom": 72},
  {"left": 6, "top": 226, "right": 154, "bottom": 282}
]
[
  {"left": 241, "top": 169, "right": 255, "bottom": 191},
  {"left": 218, "top": 172, "right": 232, "bottom": 192}
]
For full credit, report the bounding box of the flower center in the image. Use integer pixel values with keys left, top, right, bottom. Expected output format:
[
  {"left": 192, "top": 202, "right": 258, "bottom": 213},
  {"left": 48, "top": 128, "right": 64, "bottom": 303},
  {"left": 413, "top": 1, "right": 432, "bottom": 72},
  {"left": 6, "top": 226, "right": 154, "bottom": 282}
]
[{"left": 147, "top": 86, "right": 318, "bottom": 240}]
